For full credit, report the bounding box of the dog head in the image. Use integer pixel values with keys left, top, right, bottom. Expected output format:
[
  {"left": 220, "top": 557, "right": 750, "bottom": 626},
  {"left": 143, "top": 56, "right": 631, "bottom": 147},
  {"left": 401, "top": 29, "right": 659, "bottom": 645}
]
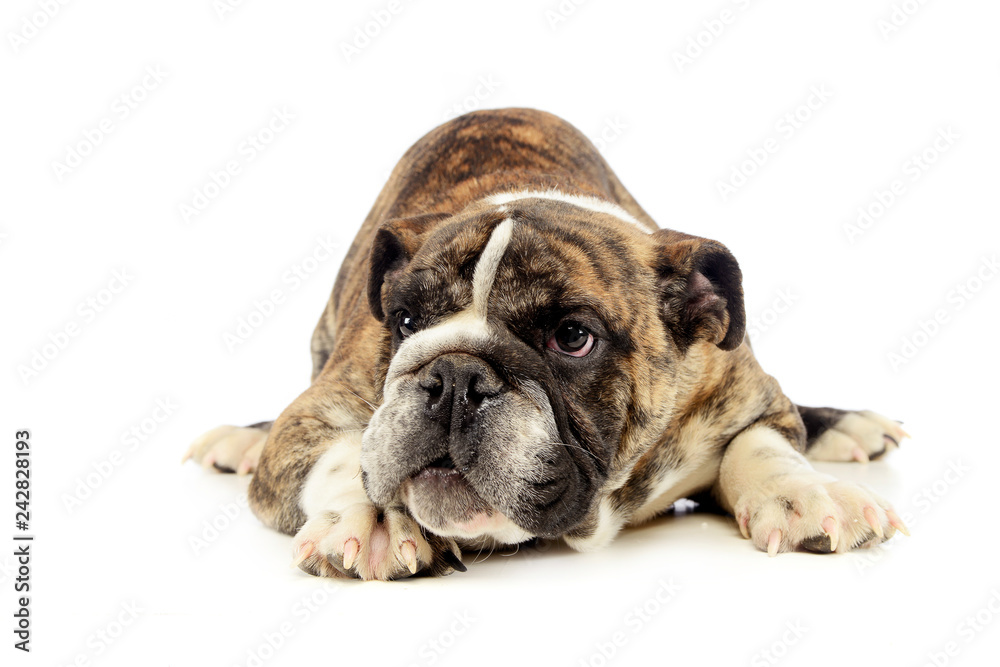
[{"left": 359, "top": 192, "right": 744, "bottom": 544}]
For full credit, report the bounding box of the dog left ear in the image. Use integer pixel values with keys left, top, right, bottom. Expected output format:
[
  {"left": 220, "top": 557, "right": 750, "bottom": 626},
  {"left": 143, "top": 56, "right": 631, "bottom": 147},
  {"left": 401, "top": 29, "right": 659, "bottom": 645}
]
[
  {"left": 367, "top": 212, "right": 450, "bottom": 320},
  {"left": 652, "top": 229, "right": 746, "bottom": 351}
]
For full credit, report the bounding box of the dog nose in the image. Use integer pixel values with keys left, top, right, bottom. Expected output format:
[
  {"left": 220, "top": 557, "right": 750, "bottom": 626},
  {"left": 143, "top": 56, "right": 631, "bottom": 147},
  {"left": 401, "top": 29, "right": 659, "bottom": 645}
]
[{"left": 418, "top": 354, "right": 503, "bottom": 429}]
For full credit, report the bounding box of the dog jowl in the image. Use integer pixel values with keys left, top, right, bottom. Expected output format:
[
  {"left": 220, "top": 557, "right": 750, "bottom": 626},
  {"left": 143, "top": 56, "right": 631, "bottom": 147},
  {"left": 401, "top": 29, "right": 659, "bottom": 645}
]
[{"left": 185, "top": 108, "right": 910, "bottom": 580}]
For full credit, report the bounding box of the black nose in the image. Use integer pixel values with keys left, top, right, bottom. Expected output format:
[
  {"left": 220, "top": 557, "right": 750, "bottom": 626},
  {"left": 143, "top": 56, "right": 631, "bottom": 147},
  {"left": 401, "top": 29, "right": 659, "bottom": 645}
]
[{"left": 418, "top": 354, "right": 503, "bottom": 432}]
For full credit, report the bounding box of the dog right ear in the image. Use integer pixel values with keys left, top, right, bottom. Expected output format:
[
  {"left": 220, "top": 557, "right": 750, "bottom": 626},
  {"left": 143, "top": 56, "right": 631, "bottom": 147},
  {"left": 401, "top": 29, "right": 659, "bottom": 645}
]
[
  {"left": 367, "top": 213, "right": 450, "bottom": 320},
  {"left": 651, "top": 228, "right": 746, "bottom": 352}
]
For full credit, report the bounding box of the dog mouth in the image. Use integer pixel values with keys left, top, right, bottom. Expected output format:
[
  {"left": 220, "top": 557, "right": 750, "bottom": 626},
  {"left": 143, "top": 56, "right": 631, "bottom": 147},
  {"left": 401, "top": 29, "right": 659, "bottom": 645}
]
[
  {"left": 408, "top": 456, "right": 477, "bottom": 500},
  {"left": 423, "top": 453, "right": 457, "bottom": 471},
  {"left": 406, "top": 454, "right": 479, "bottom": 504},
  {"left": 401, "top": 455, "right": 508, "bottom": 538}
]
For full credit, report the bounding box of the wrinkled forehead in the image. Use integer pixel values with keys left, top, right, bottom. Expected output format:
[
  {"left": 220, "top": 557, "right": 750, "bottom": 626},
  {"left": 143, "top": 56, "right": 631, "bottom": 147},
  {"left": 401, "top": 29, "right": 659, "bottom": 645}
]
[{"left": 399, "top": 197, "right": 658, "bottom": 329}]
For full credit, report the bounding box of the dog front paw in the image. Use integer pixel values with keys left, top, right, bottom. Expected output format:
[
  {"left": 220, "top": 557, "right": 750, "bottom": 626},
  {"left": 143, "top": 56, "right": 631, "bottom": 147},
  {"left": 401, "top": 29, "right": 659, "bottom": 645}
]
[
  {"left": 734, "top": 479, "right": 910, "bottom": 556},
  {"left": 183, "top": 423, "right": 271, "bottom": 474},
  {"left": 292, "top": 504, "right": 464, "bottom": 580},
  {"left": 803, "top": 409, "right": 908, "bottom": 462}
]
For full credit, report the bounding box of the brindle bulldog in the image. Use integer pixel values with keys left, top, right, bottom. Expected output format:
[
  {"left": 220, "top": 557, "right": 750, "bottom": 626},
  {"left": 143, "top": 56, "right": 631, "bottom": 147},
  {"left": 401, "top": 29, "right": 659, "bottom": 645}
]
[{"left": 185, "top": 108, "right": 909, "bottom": 580}]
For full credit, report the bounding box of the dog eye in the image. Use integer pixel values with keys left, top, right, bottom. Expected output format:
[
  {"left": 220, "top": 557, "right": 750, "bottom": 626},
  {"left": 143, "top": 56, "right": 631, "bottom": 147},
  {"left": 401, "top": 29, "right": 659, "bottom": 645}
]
[
  {"left": 398, "top": 311, "right": 417, "bottom": 337},
  {"left": 547, "top": 322, "right": 594, "bottom": 357}
]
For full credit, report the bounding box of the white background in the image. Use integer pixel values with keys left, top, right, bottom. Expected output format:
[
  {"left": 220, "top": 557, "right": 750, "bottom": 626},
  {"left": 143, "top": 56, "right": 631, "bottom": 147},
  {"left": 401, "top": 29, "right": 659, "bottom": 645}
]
[{"left": 3, "top": 1, "right": 999, "bottom": 665}]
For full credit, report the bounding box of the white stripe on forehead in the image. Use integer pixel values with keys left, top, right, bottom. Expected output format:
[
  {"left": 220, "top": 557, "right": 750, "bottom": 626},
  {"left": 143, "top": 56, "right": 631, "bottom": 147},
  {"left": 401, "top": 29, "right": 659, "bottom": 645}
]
[
  {"left": 472, "top": 217, "right": 514, "bottom": 318},
  {"left": 486, "top": 188, "right": 652, "bottom": 234}
]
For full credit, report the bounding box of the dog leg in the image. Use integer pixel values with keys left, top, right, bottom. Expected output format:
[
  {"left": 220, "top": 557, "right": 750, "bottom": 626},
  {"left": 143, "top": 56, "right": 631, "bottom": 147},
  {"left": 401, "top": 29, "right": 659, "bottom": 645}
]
[
  {"left": 796, "top": 406, "right": 909, "bottom": 462},
  {"left": 715, "top": 423, "right": 909, "bottom": 555}
]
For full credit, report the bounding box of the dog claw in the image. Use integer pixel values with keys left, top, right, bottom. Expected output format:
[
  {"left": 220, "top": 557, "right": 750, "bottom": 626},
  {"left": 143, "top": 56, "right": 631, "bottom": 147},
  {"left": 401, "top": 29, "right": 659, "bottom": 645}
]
[
  {"left": 851, "top": 447, "right": 870, "bottom": 463},
  {"left": 441, "top": 549, "right": 467, "bottom": 573},
  {"left": 400, "top": 540, "right": 418, "bottom": 574},
  {"left": 292, "top": 541, "right": 315, "bottom": 568},
  {"left": 767, "top": 529, "right": 781, "bottom": 557},
  {"left": 821, "top": 516, "right": 839, "bottom": 552},
  {"left": 738, "top": 514, "right": 750, "bottom": 539},
  {"left": 342, "top": 538, "right": 360, "bottom": 570},
  {"left": 863, "top": 507, "right": 884, "bottom": 539},
  {"left": 886, "top": 509, "right": 910, "bottom": 536}
]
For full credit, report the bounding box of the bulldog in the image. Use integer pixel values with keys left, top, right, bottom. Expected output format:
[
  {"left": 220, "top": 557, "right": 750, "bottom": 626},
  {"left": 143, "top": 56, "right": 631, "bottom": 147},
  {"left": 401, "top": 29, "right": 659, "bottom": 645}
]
[{"left": 185, "top": 108, "right": 909, "bottom": 580}]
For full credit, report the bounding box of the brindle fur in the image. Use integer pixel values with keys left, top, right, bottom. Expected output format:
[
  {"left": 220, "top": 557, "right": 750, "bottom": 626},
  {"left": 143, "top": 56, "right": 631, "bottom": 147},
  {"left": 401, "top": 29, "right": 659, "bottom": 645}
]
[
  {"left": 187, "top": 108, "right": 907, "bottom": 574},
  {"left": 251, "top": 109, "right": 664, "bottom": 535}
]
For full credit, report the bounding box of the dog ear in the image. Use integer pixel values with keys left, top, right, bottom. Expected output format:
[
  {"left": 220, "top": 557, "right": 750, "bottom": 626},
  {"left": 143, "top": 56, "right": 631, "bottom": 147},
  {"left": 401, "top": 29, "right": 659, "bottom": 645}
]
[
  {"left": 652, "top": 229, "right": 746, "bottom": 351},
  {"left": 367, "top": 213, "right": 450, "bottom": 320}
]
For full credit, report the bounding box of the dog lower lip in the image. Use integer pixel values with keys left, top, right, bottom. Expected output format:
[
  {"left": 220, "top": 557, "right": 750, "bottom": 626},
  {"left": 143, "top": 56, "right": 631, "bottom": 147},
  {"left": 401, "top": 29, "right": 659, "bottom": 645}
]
[{"left": 412, "top": 459, "right": 470, "bottom": 490}]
